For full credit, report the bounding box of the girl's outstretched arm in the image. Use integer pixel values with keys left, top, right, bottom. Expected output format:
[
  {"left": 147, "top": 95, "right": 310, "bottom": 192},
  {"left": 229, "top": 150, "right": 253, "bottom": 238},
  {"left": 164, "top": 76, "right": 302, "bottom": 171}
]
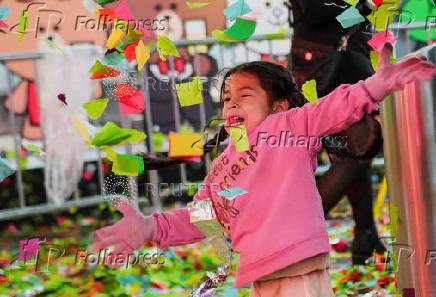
[
  {"left": 285, "top": 43, "right": 436, "bottom": 153},
  {"left": 91, "top": 177, "right": 214, "bottom": 255}
]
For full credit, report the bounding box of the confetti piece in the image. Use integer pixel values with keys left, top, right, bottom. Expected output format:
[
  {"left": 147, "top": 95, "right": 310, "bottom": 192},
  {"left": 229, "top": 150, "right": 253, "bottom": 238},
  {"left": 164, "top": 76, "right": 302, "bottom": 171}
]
[
  {"left": 372, "top": 0, "right": 384, "bottom": 7},
  {"left": 223, "top": 0, "right": 252, "bottom": 22},
  {"left": 96, "top": 8, "right": 116, "bottom": 23},
  {"left": 135, "top": 40, "right": 150, "bottom": 71},
  {"left": 89, "top": 60, "right": 120, "bottom": 79},
  {"left": 218, "top": 187, "right": 247, "bottom": 200},
  {"left": 26, "top": 144, "right": 43, "bottom": 155},
  {"left": 389, "top": 202, "right": 401, "bottom": 238},
  {"left": 17, "top": 9, "right": 28, "bottom": 43},
  {"left": 368, "top": 30, "right": 397, "bottom": 53},
  {"left": 0, "top": 6, "right": 10, "bottom": 20},
  {"left": 157, "top": 35, "right": 180, "bottom": 61},
  {"left": 102, "top": 52, "right": 122, "bottom": 65},
  {"left": 343, "top": 0, "right": 359, "bottom": 5},
  {"left": 220, "top": 16, "right": 257, "bottom": 40},
  {"left": 212, "top": 29, "right": 240, "bottom": 42},
  {"left": 118, "top": 91, "right": 145, "bottom": 115},
  {"left": 169, "top": 132, "right": 204, "bottom": 157},
  {"left": 370, "top": 50, "right": 396, "bottom": 71},
  {"left": 186, "top": 0, "right": 216, "bottom": 8},
  {"left": 301, "top": 79, "right": 319, "bottom": 104},
  {"left": 112, "top": 153, "right": 144, "bottom": 176},
  {"left": 91, "top": 122, "right": 146, "bottom": 147},
  {"left": 83, "top": 98, "right": 109, "bottom": 120},
  {"left": 0, "top": 20, "right": 8, "bottom": 29},
  {"left": 16, "top": 238, "right": 40, "bottom": 261},
  {"left": 38, "top": 37, "right": 65, "bottom": 54},
  {"left": 71, "top": 114, "right": 91, "bottom": 144},
  {"left": 114, "top": 83, "right": 136, "bottom": 101},
  {"left": 123, "top": 40, "right": 140, "bottom": 62},
  {"left": 0, "top": 158, "right": 15, "bottom": 182},
  {"left": 229, "top": 125, "right": 249, "bottom": 152},
  {"left": 107, "top": 28, "right": 126, "bottom": 50},
  {"left": 176, "top": 76, "right": 204, "bottom": 107},
  {"left": 98, "top": 0, "right": 116, "bottom": 5},
  {"left": 367, "top": 0, "right": 400, "bottom": 31},
  {"left": 336, "top": 6, "right": 365, "bottom": 29},
  {"left": 57, "top": 93, "right": 67, "bottom": 105}
]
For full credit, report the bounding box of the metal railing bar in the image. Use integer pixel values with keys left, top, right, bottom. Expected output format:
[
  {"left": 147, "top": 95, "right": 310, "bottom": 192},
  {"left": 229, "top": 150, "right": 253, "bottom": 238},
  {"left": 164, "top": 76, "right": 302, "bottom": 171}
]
[{"left": 4, "top": 62, "right": 26, "bottom": 208}]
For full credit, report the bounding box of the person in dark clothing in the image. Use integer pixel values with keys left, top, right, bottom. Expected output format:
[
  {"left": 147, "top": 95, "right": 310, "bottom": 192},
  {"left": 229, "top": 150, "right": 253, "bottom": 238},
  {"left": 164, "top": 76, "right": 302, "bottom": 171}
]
[{"left": 288, "top": 0, "right": 386, "bottom": 265}]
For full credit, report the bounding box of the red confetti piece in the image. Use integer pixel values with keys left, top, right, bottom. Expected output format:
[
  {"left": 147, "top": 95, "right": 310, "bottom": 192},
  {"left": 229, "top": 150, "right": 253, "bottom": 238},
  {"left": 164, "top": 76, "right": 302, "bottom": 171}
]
[
  {"left": 90, "top": 66, "right": 120, "bottom": 79},
  {"left": 92, "top": 281, "right": 105, "bottom": 292},
  {"left": 124, "top": 40, "right": 140, "bottom": 62},
  {"left": 372, "top": 0, "right": 384, "bottom": 7},
  {"left": 114, "top": 83, "right": 136, "bottom": 101}
]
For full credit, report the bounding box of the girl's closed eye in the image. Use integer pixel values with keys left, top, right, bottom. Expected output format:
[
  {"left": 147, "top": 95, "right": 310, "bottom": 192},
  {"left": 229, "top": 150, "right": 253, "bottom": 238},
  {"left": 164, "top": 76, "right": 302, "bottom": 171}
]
[
  {"left": 223, "top": 97, "right": 231, "bottom": 102},
  {"left": 241, "top": 94, "right": 251, "bottom": 98}
]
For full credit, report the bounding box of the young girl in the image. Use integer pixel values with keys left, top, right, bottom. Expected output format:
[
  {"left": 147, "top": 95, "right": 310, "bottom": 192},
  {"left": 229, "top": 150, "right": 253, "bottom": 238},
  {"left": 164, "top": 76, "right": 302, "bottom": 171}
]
[{"left": 91, "top": 44, "right": 435, "bottom": 296}]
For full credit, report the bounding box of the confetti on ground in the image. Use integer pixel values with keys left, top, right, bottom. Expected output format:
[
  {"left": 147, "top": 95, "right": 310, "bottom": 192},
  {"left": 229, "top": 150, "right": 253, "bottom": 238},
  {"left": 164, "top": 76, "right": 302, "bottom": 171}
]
[{"left": 0, "top": 176, "right": 396, "bottom": 296}]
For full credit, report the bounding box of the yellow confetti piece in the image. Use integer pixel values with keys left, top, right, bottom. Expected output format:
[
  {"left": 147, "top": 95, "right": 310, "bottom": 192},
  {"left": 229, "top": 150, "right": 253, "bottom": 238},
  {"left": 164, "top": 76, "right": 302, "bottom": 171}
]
[
  {"left": 389, "top": 202, "right": 401, "bottom": 238},
  {"left": 169, "top": 133, "right": 204, "bottom": 157},
  {"left": 367, "top": 0, "right": 401, "bottom": 31},
  {"left": 176, "top": 76, "right": 204, "bottom": 107},
  {"left": 157, "top": 35, "right": 180, "bottom": 61},
  {"left": 229, "top": 125, "right": 249, "bottom": 152},
  {"left": 70, "top": 114, "right": 91, "bottom": 144},
  {"left": 107, "top": 28, "right": 125, "bottom": 50},
  {"left": 135, "top": 40, "right": 150, "bottom": 71},
  {"left": 370, "top": 50, "right": 397, "bottom": 71},
  {"left": 83, "top": 98, "right": 109, "bottom": 120},
  {"left": 186, "top": 0, "right": 216, "bottom": 8},
  {"left": 343, "top": 0, "right": 358, "bottom": 6},
  {"left": 301, "top": 79, "right": 319, "bottom": 104}
]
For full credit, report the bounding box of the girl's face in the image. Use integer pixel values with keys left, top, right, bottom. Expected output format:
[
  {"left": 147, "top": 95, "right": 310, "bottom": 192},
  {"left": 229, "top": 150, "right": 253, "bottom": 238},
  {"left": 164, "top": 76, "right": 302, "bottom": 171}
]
[{"left": 222, "top": 72, "right": 288, "bottom": 133}]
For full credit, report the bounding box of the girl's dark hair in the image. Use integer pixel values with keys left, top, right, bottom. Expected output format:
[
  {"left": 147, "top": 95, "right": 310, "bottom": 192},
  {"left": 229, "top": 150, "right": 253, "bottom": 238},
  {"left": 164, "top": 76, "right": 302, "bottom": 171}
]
[
  {"left": 204, "top": 61, "right": 308, "bottom": 155},
  {"left": 219, "top": 60, "right": 308, "bottom": 109}
]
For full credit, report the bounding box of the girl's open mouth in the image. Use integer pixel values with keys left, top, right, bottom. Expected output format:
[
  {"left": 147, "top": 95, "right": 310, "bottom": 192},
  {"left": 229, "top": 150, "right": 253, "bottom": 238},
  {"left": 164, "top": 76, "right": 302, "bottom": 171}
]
[{"left": 227, "top": 116, "right": 245, "bottom": 127}]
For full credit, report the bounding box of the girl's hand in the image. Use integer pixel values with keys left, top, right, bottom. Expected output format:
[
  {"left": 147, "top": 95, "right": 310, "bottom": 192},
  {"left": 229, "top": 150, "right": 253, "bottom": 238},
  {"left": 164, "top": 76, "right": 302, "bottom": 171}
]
[
  {"left": 91, "top": 200, "right": 158, "bottom": 265},
  {"left": 365, "top": 43, "right": 436, "bottom": 101}
]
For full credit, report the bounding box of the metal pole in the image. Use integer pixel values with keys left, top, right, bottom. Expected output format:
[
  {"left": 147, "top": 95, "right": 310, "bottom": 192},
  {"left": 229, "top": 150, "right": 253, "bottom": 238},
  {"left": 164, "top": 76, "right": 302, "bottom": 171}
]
[
  {"left": 192, "top": 50, "right": 211, "bottom": 173},
  {"left": 141, "top": 66, "right": 161, "bottom": 211},
  {"left": 4, "top": 62, "right": 25, "bottom": 208},
  {"left": 379, "top": 48, "right": 436, "bottom": 297},
  {"left": 168, "top": 55, "right": 187, "bottom": 183}
]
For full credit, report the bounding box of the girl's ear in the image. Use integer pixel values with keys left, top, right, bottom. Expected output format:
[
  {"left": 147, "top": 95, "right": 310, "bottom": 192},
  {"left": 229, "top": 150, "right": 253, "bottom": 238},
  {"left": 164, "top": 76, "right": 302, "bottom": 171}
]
[{"left": 272, "top": 99, "right": 290, "bottom": 113}]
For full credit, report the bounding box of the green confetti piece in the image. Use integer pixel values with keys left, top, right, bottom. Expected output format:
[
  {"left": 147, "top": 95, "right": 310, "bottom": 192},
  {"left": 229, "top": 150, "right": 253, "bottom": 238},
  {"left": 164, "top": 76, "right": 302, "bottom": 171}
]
[
  {"left": 83, "top": 98, "right": 109, "bottom": 120},
  {"left": 91, "top": 122, "right": 145, "bottom": 147},
  {"left": 157, "top": 35, "right": 180, "bottom": 62},
  {"left": 103, "top": 52, "right": 122, "bottom": 65},
  {"left": 186, "top": 0, "right": 216, "bottom": 8},
  {"left": 37, "top": 37, "right": 65, "bottom": 54},
  {"left": 17, "top": 9, "right": 28, "bottom": 43},
  {"left": 26, "top": 144, "right": 42, "bottom": 155},
  {"left": 223, "top": 16, "right": 257, "bottom": 40},
  {"left": 302, "top": 79, "right": 319, "bottom": 104}
]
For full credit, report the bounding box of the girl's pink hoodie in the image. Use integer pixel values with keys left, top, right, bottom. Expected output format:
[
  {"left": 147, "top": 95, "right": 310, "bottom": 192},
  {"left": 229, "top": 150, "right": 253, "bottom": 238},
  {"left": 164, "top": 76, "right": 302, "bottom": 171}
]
[{"left": 152, "top": 81, "right": 379, "bottom": 288}]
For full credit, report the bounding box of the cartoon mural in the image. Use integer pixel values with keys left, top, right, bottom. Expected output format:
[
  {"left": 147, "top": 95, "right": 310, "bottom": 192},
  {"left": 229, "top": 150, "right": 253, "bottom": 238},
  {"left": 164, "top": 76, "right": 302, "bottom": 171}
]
[
  {"left": 121, "top": 0, "right": 227, "bottom": 132},
  {"left": 0, "top": 0, "right": 106, "bottom": 140}
]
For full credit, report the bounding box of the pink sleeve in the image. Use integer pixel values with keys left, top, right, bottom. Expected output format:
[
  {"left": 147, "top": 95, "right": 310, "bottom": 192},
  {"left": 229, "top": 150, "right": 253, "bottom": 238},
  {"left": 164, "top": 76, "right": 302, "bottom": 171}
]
[
  {"left": 285, "top": 81, "right": 379, "bottom": 153},
  {"left": 151, "top": 176, "right": 213, "bottom": 249}
]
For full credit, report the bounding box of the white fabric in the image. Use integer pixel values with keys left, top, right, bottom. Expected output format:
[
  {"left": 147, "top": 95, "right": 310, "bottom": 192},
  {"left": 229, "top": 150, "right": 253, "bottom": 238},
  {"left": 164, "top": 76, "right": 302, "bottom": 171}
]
[{"left": 37, "top": 44, "right": 103, "bottom": 206}]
